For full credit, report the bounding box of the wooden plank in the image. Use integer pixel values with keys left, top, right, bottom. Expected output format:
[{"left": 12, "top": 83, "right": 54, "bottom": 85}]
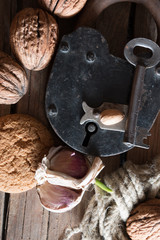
[
  {"left": 4, "top": 1, "right": 50, "bottom": 240},
  {"left": 6, "top": 69, "right": 50, "bottom": 238},
  {"left": 133, "top": 3, "right": 157, "bottom": 41},
  {"left": 95, "top": 2, "right": 132, "bottom": 174},
  {"left": 5, "top": 192, "right": 27, "bottom": 240},
  {"left": 48, "top": 191, "right": 93, "bottom": 240},
  {"left": 6, "top": 189, "right": 49, "bottom": 240},
  {"left": 0, "top": 0, "right": 17, "bottom": 239},
  {"left": 96, "top": 2, "right": 131, "bottom": 58},
  {"left": 127, "top": 115, "right": 160, "bottom": 163},
  {"left": 0, "top": 193, "right": 5, "bottom": 239},
  {"left": 127, "top": 3, "right": 159, "bottom": 164},
  {"left": 2, "top": 2, "right": 158, "bottom": 240},
  {"left": 19, "top": 189, "right": 48, "bottom": 240},
  {"left": 5, "top": 59, "right": 50, "bottom": 240},
  {"left": 6, "top": 3, "right": 131, "bottom": 240},
  {"left": 53, "top": 4, "right": 132, "bottom": 240},
  {"left": 14, "top": 69, "right": 51, "bottom": 240}
]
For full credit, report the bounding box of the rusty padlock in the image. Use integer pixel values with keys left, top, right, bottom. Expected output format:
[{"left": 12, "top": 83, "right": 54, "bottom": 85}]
[{"left": 45, "top": 0, "right": 160, "bottom": 157}]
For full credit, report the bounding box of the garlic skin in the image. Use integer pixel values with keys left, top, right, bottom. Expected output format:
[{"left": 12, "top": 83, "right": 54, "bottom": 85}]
[
  {"left": 37, "top": 182, "right": 84, "bottom": 213},
  {"left": 48, "top": 147, "right": 89, "bottom": 178},
  {"left": 35, "top": 146, "right": 104, "bottom": 213}
]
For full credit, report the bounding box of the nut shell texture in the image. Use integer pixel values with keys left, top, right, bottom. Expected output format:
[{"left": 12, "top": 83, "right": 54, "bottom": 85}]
[
  {"left": 126, "top": 199, "right": 160, "bottom": 240},
  {"left": 55, "top": 0, "right": 87, "bottom": 18},
  {"left": 100, "top": 109, "right": 124, "bottom": 125},
  {"left": 0, "top": 114, "right": 54, "bottom": 193},
  {"left": 39, "top": 0, "right": 58, "bottom": 12},
  {"left": 10, "top": 8, "right": 58, "bottom": 71},
  {"left": 39, "top": 0, "right": 87, "bottom": 17},
  {"left": 0, "top": 51, "right": 28, "bottom": 104}
]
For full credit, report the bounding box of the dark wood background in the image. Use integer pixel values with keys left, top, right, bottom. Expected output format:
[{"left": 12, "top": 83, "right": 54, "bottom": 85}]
[{"left": 0, "top": 1, "right": 159, "bottom": 239}]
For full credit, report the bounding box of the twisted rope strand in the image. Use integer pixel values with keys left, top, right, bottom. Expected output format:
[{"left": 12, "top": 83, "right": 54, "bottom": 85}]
[{"left": 62, "top": 156, "right": 160, "bottom": 240}]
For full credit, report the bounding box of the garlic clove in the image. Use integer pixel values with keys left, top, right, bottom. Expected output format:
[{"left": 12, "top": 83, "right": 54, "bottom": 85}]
[
  {"left": 48, "top": 147, "right": 89, "bottom": 179},
  {"left": 37, "top": 181, "right": 84, "bottom": 213},
  {"left": 35, "top": 155, "right": 104, "bottom": 190}
]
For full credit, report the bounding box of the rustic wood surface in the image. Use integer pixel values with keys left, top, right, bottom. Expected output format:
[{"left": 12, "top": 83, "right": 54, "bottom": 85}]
[{"left": 0, "top": 1, "right": 159, "bottom": 240}]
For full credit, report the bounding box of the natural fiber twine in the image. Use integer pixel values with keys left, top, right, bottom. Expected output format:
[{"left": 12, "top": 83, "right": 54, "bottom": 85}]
[{"left": 63, "top": 156, "right": 160, "bottom": 240}]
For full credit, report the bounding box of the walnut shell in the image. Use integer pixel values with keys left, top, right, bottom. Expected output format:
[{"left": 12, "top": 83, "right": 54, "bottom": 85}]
[
  {"left": 126, "top": 199, "right": 160, "bottom": 240},
  {"left": 39, "top": 0, "right": 58, "bottom": 12},
  {"left": 39, "top": 0, "right": 87, "bottom": 18},
  {"left": 0, "top": 51, "right": 28, "bottom": 104},
  {"left": 10, "top": 8, "right": 58, "bottom": 71}
]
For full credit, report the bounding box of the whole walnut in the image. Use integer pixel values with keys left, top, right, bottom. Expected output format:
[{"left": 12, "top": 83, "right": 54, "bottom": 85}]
[
  {"left": 10, "top": 8, "right": 58, "bottom": 71},
  {"left": 0, "top": 51, "right": 28, "bottom": 104},
  {"left": 39, "top": 0, "right": 87, "bottom": 18},
  {"left": 126, "top": 199, "right": 160, "bottom": 240}
]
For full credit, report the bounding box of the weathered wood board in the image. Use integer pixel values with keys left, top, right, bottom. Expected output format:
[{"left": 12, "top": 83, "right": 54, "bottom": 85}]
[{"left": 0, "top": 1, "right": 159, "bottom": 240}]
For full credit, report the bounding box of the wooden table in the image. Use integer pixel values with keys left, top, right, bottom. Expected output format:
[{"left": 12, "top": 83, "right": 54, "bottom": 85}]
[{"left": 0, "top": 1, "right": 160, "bottom": 239}]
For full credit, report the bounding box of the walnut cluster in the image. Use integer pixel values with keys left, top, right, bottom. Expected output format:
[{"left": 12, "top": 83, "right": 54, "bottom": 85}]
[
  {"left": 1, "top": 1, "right": 86, "bottom": 103},
  {"left": 39, "top": 0, "right": 87, "bottom": 17},
  {"left": 10, "top": 8, "right": 58, "bottom": 71},
  {"left": 126, "top": 199, "right": 160, "bottom": 240}
]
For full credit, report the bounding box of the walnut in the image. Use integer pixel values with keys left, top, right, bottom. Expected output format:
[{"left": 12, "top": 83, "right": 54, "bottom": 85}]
[
  {"left": 10, "top": 8, "right": 58, "bottom": 71},
  {"left": 0, "top": 51, "right": 28, "bottom": 104},
  {"left": 126, "top": 199, "right": 160, "bottom": 240},
  {"left": 100, "top": 109, "right": 124, "bottom": 125},
  {"left": 39, "top": 0, "right": 87, "bottom": 18},
  {"left": 39, "top": 0, "right": 57, "bottom": 12}
]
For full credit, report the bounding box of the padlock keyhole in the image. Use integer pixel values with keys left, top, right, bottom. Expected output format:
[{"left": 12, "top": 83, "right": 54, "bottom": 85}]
[{"left": 82, "top": 122, "right": 97, "bottom": 147}]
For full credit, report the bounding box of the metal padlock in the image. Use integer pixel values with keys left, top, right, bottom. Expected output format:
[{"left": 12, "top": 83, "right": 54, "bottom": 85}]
[{"left": 45, "top": 0, "right": 160, "bottom": 157}]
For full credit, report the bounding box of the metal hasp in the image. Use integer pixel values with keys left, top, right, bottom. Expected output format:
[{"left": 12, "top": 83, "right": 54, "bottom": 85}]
[{"left": 45, "top": 27, "right": 160, "bottom": 157}]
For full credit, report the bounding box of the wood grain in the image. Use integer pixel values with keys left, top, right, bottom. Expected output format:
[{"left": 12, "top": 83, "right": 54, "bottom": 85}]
[
  {"left": 3, "top": 2, "right": 132, "bottom": 240},
  {"left": 96, "top": 3, "right": 131, "bottom": 59},
  {"left": 0, "top": 1, "right": 17, "bottom": 239},
  {"left": 95, "top": 2, "right": 132, "bottom": 174},
  {"left": 127, "top": 3, "right": 159, "bottom": 164},
  {"left": 4, "top": 1, "right": 50, "bottom": 240},
  {"left": 2, "top": 1, "right": 87, "bottom": 239},
  {"left": 0, "top": 1, "right": 159, "bottom": 240},
  {"left": 0, "top": 194, "right": 5, "bottom": 239}
]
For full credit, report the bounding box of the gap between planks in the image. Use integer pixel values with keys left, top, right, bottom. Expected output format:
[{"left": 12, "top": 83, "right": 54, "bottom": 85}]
[{"left": 0, "top": 1, "right": 159, "bottom": 240}]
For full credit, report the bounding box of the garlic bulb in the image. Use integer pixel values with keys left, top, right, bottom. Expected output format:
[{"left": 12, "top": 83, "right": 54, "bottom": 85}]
[{"left": 35, "top": 146, "right": 104, "bottom": 213}]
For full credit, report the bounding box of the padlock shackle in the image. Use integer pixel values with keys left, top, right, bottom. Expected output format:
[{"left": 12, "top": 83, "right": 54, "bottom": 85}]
[{"left": 77, "top": 0, "right": 160, "bottom": 44}]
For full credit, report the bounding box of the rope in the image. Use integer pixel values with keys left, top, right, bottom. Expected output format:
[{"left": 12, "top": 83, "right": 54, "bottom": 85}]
[{"left": 63, "top": 155, "right": 160, "bottom": 240}]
